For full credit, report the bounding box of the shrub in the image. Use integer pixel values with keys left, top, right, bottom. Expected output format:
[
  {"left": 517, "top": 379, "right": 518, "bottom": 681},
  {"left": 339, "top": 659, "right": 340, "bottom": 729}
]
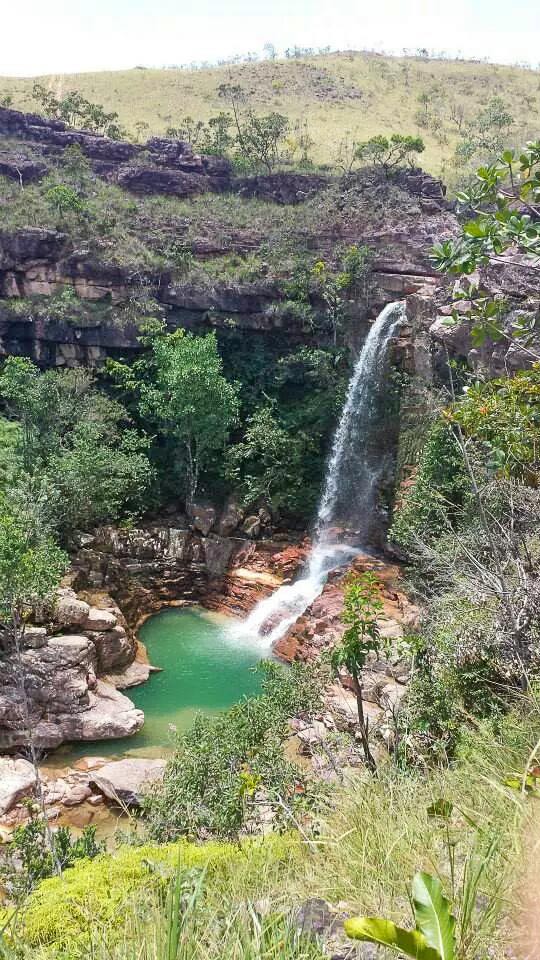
[
  {"left": 390, "top": 420, "right": 470, "bottom": 551},
  {"left": 13, "top": 835, "right": 296, "bottom": 952},
  {"left": 144, "top": 661, "right": 323, "bottom": 841}
]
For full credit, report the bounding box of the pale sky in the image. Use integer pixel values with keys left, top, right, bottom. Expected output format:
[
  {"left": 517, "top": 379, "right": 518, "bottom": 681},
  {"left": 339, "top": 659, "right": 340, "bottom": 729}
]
[{"left": 1, "top": 0, "right": 539, "bottom": 76}]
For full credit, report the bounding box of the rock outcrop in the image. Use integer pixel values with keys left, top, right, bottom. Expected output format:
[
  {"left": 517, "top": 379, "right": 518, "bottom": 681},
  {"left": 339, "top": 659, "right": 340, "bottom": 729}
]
[
  {"left": 0, "top": 106, "right": 232, "bottom": 195},
  {"left": 89, "top": 757, "right": 166, "bottom": 806},
  {"left": 0, "top": 589, "right": 143, "bottom": 751},
  {"left": 0, "top": 106, "right": 458, "bottom": 368},
  {"left": 0, "top": 757, "right": 37, "bottom": 815}
]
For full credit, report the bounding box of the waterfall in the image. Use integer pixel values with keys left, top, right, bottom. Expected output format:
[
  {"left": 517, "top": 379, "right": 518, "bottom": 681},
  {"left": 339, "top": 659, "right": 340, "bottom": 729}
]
[{"left": 235, "top": 301, "right": 405, "bottom": 649}]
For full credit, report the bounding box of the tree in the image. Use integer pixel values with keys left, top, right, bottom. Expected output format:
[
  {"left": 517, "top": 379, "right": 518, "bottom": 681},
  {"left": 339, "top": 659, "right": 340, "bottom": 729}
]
[
  {"left": 217, "top": 84, "right": 290, "bottom": 171},
  {"left": 454, "top": 97, "right": 514, "bottom": 167},
  {"left": 355, "top": 134, "right": 425, "bottom": 175},
  {"left": 0, "top": 493, "right": 68, "bottom": 875},
  {"left": 331, "top": 571, "right": 388, "bottom": 771},
  {"left": 225, "top": 405, "right": 306, "bottom": 511},
  {"left": 139, "top": 330, "right": 239, "bottom": 508},
  {"left": 0, "top": 358, "right": 153, "bottom": 538},
  {"left": 45, "top": 184, "right": 86, "bottom": 221},
  {"left": 431, "top": 141, "right": 540, "bottom": 358},
  {"left": 32, "top": 82, "right": 123, "bottom": 138}
]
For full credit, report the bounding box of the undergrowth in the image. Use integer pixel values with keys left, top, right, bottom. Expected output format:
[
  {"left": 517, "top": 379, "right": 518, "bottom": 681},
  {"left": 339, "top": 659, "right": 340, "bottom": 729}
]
[{"left": 3, "top": 706, "right": 536, "bottom": 960}]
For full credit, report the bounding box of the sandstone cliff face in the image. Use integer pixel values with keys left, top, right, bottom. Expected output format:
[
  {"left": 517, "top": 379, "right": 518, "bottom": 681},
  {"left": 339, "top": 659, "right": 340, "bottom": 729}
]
[
  {"left": 0, "top": 106, "right": 458, "bottom": 367},
  {"left": 0, "top": 107, "right": 231, "bottom": 194},
  {"left": 0, "top": 589, "right": 143, "bottom": 751}
]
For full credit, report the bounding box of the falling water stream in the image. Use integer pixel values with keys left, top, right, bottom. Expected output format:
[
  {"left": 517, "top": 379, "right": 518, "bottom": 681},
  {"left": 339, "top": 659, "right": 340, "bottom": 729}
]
[{"left": 237, "top": 300, "right": 405, "bottom": 648}]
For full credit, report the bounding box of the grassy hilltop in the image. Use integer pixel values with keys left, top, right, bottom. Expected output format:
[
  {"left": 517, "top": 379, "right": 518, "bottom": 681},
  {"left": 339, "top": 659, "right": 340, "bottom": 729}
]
[{"left": 2, "top": 50, "right": 540, "bottom": 178}]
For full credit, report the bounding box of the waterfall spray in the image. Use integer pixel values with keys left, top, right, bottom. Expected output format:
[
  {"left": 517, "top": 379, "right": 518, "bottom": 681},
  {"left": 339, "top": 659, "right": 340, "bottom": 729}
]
[{"left": 236, "top": 301, "right": 405, "bottom": 649}]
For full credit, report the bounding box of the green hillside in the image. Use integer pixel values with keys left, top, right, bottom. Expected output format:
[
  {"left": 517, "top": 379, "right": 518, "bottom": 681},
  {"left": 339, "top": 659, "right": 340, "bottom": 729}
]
[{"left": 2, "top": 50, "right": 540, "bottom": 179}]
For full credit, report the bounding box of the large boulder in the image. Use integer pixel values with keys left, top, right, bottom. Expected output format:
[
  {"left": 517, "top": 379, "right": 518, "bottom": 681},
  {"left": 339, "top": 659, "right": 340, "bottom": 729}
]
[
  {"left": 90, "top": 757, "right": 166, "bottom": 806},
  {"left": 54, "top": 589, "right": 90, "bottom": 628},
  {"left": 83, "top": 607, "right": 117, "bottom": 632},
  {"left": 0, "top": 757, "right": 36, "bottom": 815},
  {"left": 86, "top": 624, "right": 133, "bottom": 673},
  {"left": 0, "top": 635, "right": 143, "bottom": 750},
  {"left": 218, "top": 496, "right": 244, "bottom": 536}
]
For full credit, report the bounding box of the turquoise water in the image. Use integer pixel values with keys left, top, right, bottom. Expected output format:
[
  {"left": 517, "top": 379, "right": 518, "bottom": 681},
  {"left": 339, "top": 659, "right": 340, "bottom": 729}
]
[{"left": 48, "top": 607, "right": 264, "bottom": 765}]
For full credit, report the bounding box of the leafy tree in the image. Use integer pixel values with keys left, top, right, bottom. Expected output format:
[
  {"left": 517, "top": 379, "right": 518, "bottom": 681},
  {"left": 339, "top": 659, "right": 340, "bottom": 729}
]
[
  {"left": 454, "top": 97, "right": 514, "bottom": 167},
  {"left": 225, "top": 406, "right": 307, "bottom": 512},
  {"left": 355, "top": 134, "right": 425, "bottom": 175},
  {"left": 240, "top": 111, "right": 290, "bottom": 173},
  {"left": 217, "top": 84, "right": 292, "bottom": 171},
  {"left": 431, "top": 142, "right": 540, "bottom": 357},
  {"left": 139, "top": 330, "right": 239, "bottom": 507},
  {"left": 331, "top": 571, "right": 388, "bottom": 771},
  {"left": 0, "top": 358, "right": 153, "bottom": 537},
  {"left": 32, "top": 82, "right": 123, "bottom": 137},
  {"left": 45, "top": 184, "right": 86, "bottom": 221}
]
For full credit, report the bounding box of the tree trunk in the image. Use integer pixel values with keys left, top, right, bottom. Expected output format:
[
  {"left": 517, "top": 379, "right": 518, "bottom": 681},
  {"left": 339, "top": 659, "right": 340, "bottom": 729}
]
[{"left": 351, "top": 668, "right": 377, "bottom": 773}]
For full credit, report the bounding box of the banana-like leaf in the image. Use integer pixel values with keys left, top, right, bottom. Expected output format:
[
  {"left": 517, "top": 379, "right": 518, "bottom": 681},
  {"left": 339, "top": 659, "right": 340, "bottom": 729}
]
[
  {"left": 344, "top": 917, "right": 442, "bottom": 960},
  {"left": 412, "top": 872, "right": 455, "bottom": 960}
]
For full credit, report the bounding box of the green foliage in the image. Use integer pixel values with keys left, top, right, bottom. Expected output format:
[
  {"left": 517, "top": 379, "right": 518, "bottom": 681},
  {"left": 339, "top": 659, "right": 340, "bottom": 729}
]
[
  {"left": 331, "top": 571, "right": 388, "bottom": 770},
  {"left": 138, "top": 329, "right": 239, "bottom": 506},
  {"left": 144, "top": 660, "right": 323, "bottom": 841},
  {"left": 345, "top": 916, "right": 443, "bottom": 960},
  {"left": 0, "top": 358, "right": 153, "bottom": 539},
  {"left": 355, "top": 133, "right": 425, "bottom": 173},
  {"left": 453, "top": 97, "right": 514, "bottom": 169},
  {"left": 225, "top": 405, "right": 306, "bottom": 513},
  {"left": 447, "top": 367, "right": 540, "bottom": 483},
  {"left": 44, "top": 184, "right": 86, "bottom": 221},
  {"left": 390, "top": 420, "right": 470, "bottom": 551},
  {"left": 432, "top": 142, "right": 540, "bottom": 354},
  {"left": 0, "top": 492, "right": 68, "bottom": 625},
  {"left": 32, "top": 82, "right": 124, "bottom": 138},
  {"left": 1, "top": 815, "right": 104, "bottom": 901},
  {"left": 345, "top": 871, "right": 455, "bottom": 960},
  {"left": 11, "top": 835, "right": 295, "bottom": 952},
  {"left": 331, "top": 571, "right": 385, "bottom": 679}
]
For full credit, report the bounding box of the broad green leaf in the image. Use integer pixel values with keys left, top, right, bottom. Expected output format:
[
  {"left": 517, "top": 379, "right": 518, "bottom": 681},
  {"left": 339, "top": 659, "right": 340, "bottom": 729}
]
[
  {"left": 344, "top": 917, "right": 442, "bottom": 960},
  {"left": 412, "top": 873, "right": 455, "bottom": 960}
]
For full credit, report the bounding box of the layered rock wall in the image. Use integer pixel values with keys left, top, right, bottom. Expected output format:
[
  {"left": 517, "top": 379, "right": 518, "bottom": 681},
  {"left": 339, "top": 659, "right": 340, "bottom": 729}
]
[{"left": 0, "top": 590, "right": 144, "bottom": 750}]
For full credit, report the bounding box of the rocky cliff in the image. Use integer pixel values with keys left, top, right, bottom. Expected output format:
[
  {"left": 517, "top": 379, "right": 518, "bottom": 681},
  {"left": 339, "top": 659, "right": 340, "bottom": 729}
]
[
  {"left": 0, "top": 589, "right": 145, "bottom": 751},
  {"left": 0, "top": 105, "right": 456, "bottom": 367}
]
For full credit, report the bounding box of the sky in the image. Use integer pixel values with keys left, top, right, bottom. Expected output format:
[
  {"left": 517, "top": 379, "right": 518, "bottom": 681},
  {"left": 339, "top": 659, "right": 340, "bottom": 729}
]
[{"left": 1, "top": 0, "right": 540, "bottom": 76}]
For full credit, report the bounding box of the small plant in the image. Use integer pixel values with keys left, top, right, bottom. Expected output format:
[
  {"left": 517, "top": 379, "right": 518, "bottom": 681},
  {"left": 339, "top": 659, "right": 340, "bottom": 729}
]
[
  {"left": 345, "top": 871, "right": 455, "bottom": 960},
  {"left": 0, "top": 811, "right": 104, "bottom": 901},
  {"left": 45, "top": 183, "right": 86, "bottom": 220},
  {"left": 331, "top": 571, "right": 388, "bottom": 771}
]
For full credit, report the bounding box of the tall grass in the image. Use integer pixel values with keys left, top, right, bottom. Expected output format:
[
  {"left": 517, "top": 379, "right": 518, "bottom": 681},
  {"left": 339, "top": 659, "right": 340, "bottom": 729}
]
[
  {"left": 2, "top": 52, "right": 540, "bottom": 176},
  {"left": 12, "top": 708, "right": 536, "bottom": 960}
]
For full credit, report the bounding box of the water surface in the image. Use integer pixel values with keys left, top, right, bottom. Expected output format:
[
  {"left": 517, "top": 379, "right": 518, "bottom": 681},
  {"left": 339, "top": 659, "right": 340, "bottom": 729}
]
[{"left": 47, "top": 606, "right": 263, "bottom": 764}]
